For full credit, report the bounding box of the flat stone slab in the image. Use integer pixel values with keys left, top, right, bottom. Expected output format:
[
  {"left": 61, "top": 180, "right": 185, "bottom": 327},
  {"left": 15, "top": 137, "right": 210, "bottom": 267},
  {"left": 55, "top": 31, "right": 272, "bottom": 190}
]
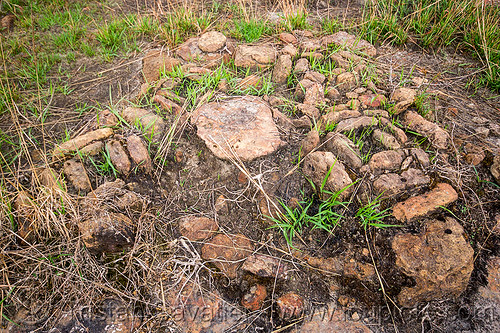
[{"left": 191, "top": 96, "right": 285, "bottom": 161}]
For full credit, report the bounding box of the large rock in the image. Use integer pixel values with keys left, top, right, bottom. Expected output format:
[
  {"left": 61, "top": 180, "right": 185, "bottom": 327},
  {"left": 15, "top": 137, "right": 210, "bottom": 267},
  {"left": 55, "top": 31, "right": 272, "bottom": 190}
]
[
  {"left": 392, "top": 217, "right": 474, "bottom": 307},
  {"left": 191, "top": 96, "right": 284, "bottom": 161},
  {"left": 393, "top": 183, "right": 458, "bottom": 222},
  {"left": 302, "top": 151, "right": 353, "bottom": 199},
  {"left": 198, "top": 31, "right": 226, "bottom": 52},
  {"left": 201, "top": 233, "right": 253, "bottom": 279},
  {"left": 142, "top": 50, "right": 180, "bottom": 82},
  {"left": 321, "top": 31, "right": 376, "bottom": 57},
  {"left": 402, "top": 111, "right": 448, "bottom": 149},
  {"left": 234, "top": 45, "right": 277, "bottom": 69},
  {"left": 78, "top": 211, "right": 135, "bottom": 253}
]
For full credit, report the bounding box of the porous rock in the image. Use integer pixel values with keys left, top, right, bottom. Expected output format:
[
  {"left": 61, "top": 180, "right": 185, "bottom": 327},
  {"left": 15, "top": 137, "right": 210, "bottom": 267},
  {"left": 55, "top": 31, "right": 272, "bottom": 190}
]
[
  {"left": 201, "top": 233, "right": 253, "bottom": 279},
  {"left": 391, "top": 88, "right": 416, "bottom": 114},
  {"left": 106, "top": 140, "right": 131, "bottom": 175},
  {"left": 300, "top": 130, "right": 320, "bottom": 157},
  {"left": 368, "top": 150, "right": 405, "bottom": 174},
  {"left": 234, "top": 45, "right": 276, "bottom": 69},
  {"left": 126, "top": 135, "right": 152, "bottom": 174},
  {"left": 393, "top": 183, "right": 458, "bottom": 222},
  {"left": 179, "top": 216, "right": 218, "bottom": 241},
  {"left": 78, "top": 211, "right": 135, "bottom": 253},
  {"left": 242, "top": 254, "right": 289, "bottom": 279},
  {"left": 302, "top": 151, "right": 352, "bottom": 200},
  {"left": 191, "top": 96, "right": 284, "bottom": 161},
  {"left": 241, "top": 284, "right": 267, "bottom": 311},
  {"left": 392, "top": 217, "right": 474, "bottom": 307},
  {"left": 324, "top": 132, "right": 362, "bottom": 169},
  {"left": 198, "top": 31, "right": 226, "bottom": 52},
  {"left": 402, "top": 111, "right": 448, "bottom": 149},
  {"left": 373, "top": 168, "right": 430, "bottom": 198},
  {"left": 272, "top": 54, "right": 293, "bottom": 85},
  {"left": 277, "top": 293, "right": 305, "bottom": 320},
  {"left": 372, "top": 129, "right": 400, "bottom": 150},
  {"left": 63, "top": 159, "right": 91, "bottom": 192},
  {"left": 142, "top": 50, "right": 180, "bottom": 82}
]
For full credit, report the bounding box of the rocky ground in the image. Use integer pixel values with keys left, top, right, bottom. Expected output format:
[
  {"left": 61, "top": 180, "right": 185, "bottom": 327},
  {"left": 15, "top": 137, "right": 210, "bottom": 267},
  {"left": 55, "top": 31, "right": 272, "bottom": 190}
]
[{"left": 2, "top": 6, "right": 500, "bottom": 333}]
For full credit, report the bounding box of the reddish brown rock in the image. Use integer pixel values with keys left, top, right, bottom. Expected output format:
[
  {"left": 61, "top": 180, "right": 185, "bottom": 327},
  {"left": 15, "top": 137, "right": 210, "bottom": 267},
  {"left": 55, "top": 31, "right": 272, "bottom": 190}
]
[
  {"left": 106, "top": 140, "right": 131, "bottom": 175},
  {"left": 121, "top": 107, "right": 165, "bottom": 142},
  {"left": 393, "top": 183, "right": 458, "bottom": 222},
  {"left": 198, "top": 31, "right": 226, "bottom": 52},
  {"left": 279, "top": 32, "right": 297, "bottom": 44},
  {"left": 292, "top": 115, "right": 312, "bottom": 129},
  {"left": 373, "top": 168, "right": 430, "bottom": 198},
  {"left": 63, "top": 159, "right": 91, "bottom": 192},
  {"left": 490, "top": 155, "right": 500, "bottom": 183},
  {"left": 201, "top": 233, "right": 253, "bottom": 279},
  {"left": 372, "top": 129, "right": 400, "bottom": 150},
  {"left": 80, "top": 141, "right": 104, "bottom": 156},
  {"left": 392, "top": 217, "right": 474, "bottom": 307},
  {"left": 241, "top": 284, "right": 267, "bottom": 311},
  {"left": 272, "top": 54, "right": 292, "bottom": 85},
  {"left": 78, "top": 211, "right": 135, "bottom": 253},
  {"left": 402, "top": 111, "right": 448, "bottom": 149},
  {"left": 359, "top": 94, "right": 386, "bottom": 108},
  {"left": 336, "top": 72, "right": 357, "bottom": 90},
  {"left": 215, "top": 194, "right": 229, "bottom": 214},
  {"left": 390, "top": 88, "right": 416, "bottom": 114},
  {"left": 277, "top": 293, "right": 305, "bottom": 320},
  {"left": 242, "top": 254, "right": 289, "bottom": 279},
  {"left": 14, "top": 191, "right": 36, "bottom": 240},
  {"left": 368, "top": 150, "right": 405, "bottom": 174},
  {"left": 321, "top": 110, "right": 361, "bottom": 127},
  {"left": 1, "top": 14, "right": 15, "bottom": 31},
  {"left": 191, "top": 96, "right": 284, "bottom": 161},
  {"left": 35, "top": 167, "right": 66, "bottom": 191},
  {"left": 142, "top": 50, "right": 180, "bottom": 82},
  {"left": 321, "top": 31, "right": 376, "bottom": 57},
  {"left": 53, "top": 128, "right": 114, "bottom": 158},
  {"left": 179, "top": 216, "right": 218, "bottom": 241},
  {"left": 300, "top": 130, "right": 320, "bottom": 157},
  {"left": 234, "top": 45, "right": 277, "bottom": 69},
  {"left": 335, "top": 116, "right": 378, "bottom": 133},
  {"left": 297, "top": 307, "right": 373, "bottom": 332},
  {"left": 463, "top": 142, "right": 485, "bottom": 166},
  {"left": 304, "top": 71, "right": 326, "bottom": 84},
  {"left": 294, "top": 58, "right": 310, "bottom": 73},
  {"left": 83, "top": 179, "right": 142, "bottom": 212},
  {"left": 303, "top": 151, "right": 353, "bottom": 200},
  {"left": 236, "top": 74, "right": 263, "bottom": 91},
  {"left": 126, "top": 135, "right": 152, "bottom": 173},
  {"left": 153, "top": 94, "right": 182, "bottom": 114},
  {"left": 176, "top": 37, "right": 203, "bottom": 61},
  {"left": 324, "top": 132, "right": 363, "bottom": 169}
]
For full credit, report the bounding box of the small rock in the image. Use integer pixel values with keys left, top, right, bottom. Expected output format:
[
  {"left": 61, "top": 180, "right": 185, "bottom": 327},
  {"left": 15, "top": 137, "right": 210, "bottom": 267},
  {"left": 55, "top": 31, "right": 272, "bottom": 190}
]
[
  {"left": 14, "top": 191, "right": 36, "bottom": 240},
  {"left": 401, "top": 156, "right": 413, "bottom": 170},
  {"left": 63, "top": 159, "right": 91, "bottom": 192},
  {"left": 299, "top": 39, "right": 321, "bottom": 52},
  {"left": 218, "top": 78, "right": 229, "bottom": 92},
  {"left": 142, "top": 50, "right": 180, "bottom": 82},
  {"left": 242, "top": 254, "right": 289, "bottom": 279},
  {"left": 346, "top": 92, "right": 359, "bottom": 99},
  {"left": 303, "top": 82, "right": 324, "bottom": 106},
  {"left": 191, "top": 96, "right": 284, "bottom": 161},
  {"left": 379, "top": 117, "right": 408, "bottom": 144},
  {"left": 368, "top": 150, "right": 405, "bottom": 174},
  {"left": 279, "top": 32, "right": 297, "bottom": 44},
  {"left": 336, "top": 72, "right": 357, "bottom": 90},
  {"left": 80, "top": 141, "right": 104, "bottom": 156},
  {"left": 294, "top": 58, "right": 310, "bottom": 73},
  {"left": 304, "top": 71, "right": 326, "bottom": 84},
  {"left": 335, "top": 116, "right": 378, "bottom": 133},
  {"left": 300, "top": 130, "right": 320, "bottom": 157},
  {"left": 1, "top": 14, "right": 15, "bottom": 31},
  {"left": 391, "top": 88, "right": 416, "bottom": 114},
  {"left": 392, "top": 217, "right": 474, "bottom": 307},
  {"left": 292, "top": 116, "right": 312, "bottom": 129},
  {"left": 236, "top": 74, "right": 264, "bottom": 91},
  {"left": 282, "top": 44, "right": 298, "bottom": 57},
  {"left": 411, "top": 77, "right": 427, "bottom": 86},
  {"left": 126, "top": 135, "right": 152, "bottom": 173},
  {"left": 297, "top": 103, "right": 320, "bottom": 120},
  {"left": 372, "top": 129, "right": 400, "bottom": 150},
  {"left": 321, "top": 110, "right": 361, "bottom": 127},
  {"left": 106, "top": 140, "right": 131, "bottom": 175},
  {"left": 78, "top": 212, "right": 135, "bottom": 253},
  {"left": 324, "top": 133, "right": 362, "bottom": 169},
  {"left": 175, "top": 150, "right": 183, "bottom": 162},
  {"left": 402, "top": 111, "right": 448, "bottom": 149},
  {"left": 277, "top": 293, "right": 305, "bottom": 320},
  {"left": 198, "top": 31, "right": 226, "bottom": 52},
  {"left": 475, "top": 126, "right": 490, "bottom": 138},
  {"left": 297, "top": 304, "right": 373, "bottom": 333},
  {"left": 393, "top": 183, "right": 458, "bottom": 222},
  {"left": 92, "top": 109, "right": 119, "bottom": 128},
  {"left": 238, "top": 171, "right": 248, "bottom": 184},
  {"left": 373, "top": 168, "right": 430, "bottom": 198},
  {"left": 215, "top": 194, "right": 229, "bottom": 214},
  {"left": 352, "top": 312, "right": 360, "bottom": 321},
  {"left": 363, "top": 109, "right": 389, "bottom": 118},
  {"left": 359, "top": 94, "right": 386, "bottom": 108},
  {"left": 463, "top": 142, "right": 485, "bottom": 166},
  {"left": 175, "top": 37, "right": 203, "bottom": 62},
  {"left": 201, "top": 233, "right": 253, "bottom": 279},
  {"left": 491, "top": 155, "right": 500, "bottom": 183},
  {"left": 53, "top": 128, "right": 114, "bottom": 158},
  {"left": 411, "top": 148, "right": 430, "bottom": 168},
  {"left": 295, "top": 79, "right": 315, "bottom": 100},
  {"left": 234, "top": 45, "right": 277, "bottom": 69},
  {"left": 272, "top": 54, "right": 293, "bottom": 85},
  {"left": 179, "top": 216, "right": 218, "bottom": 241},
  {"left": 242, "top": 284, "right": 267, "bottom": 311},
  {"left": 121, "top": 107, "right": 165, "bottom": 142},
  {"left": 325, "top": 85, "right": 341, "bottom": 100},
  {"left": 153, "top": 95, "right": 182, "bottom": 114},
  {"left": 35, "top": 167, "right": 66, "bottom": 191},
  {"left": 321, "top": 31, "right": 376, "bottom": 57},
  {"left": 303, "top": 151, "right": 353, "bottom": 200}
]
